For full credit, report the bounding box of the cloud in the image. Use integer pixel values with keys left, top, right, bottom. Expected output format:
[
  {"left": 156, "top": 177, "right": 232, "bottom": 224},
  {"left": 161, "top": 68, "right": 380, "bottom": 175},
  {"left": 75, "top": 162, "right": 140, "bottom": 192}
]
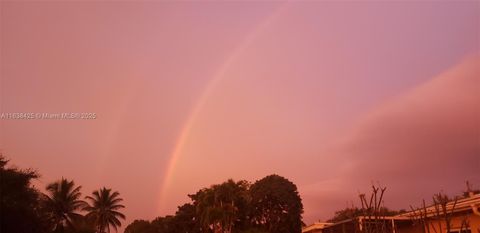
[
  {"left": 303, "top": 57, "right": 480, "bottom": 222},
  {"left": 343, "top": 57, "right": 479, "bottom": 180}
]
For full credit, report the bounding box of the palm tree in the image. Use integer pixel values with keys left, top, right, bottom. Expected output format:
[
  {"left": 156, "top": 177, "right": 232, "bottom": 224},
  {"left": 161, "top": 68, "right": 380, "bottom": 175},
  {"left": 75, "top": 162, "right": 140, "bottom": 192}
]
[
  {"left": 84, "top": 187, "right": 125, "bottom": 233},
  {"left": 43, "top": 178, "right": 86, "bottom": 233}
]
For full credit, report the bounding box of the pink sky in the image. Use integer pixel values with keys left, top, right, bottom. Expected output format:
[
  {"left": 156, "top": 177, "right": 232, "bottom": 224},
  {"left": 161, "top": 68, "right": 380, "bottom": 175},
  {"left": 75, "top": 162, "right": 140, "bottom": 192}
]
[{"left": 1, "top": 1, "right": 479, "bottom": 229}]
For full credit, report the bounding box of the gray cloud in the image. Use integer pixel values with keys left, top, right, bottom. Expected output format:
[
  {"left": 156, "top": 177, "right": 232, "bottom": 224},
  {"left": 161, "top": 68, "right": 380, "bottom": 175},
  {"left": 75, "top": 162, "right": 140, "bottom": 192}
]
[{"left": 303, "top": 58, "right": 480, "bottom": 222}]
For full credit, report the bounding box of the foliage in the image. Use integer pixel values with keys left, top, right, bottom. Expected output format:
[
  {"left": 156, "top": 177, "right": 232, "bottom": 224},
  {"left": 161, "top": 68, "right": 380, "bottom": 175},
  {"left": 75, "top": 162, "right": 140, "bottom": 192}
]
[
  {"left": 0, "top": 155, "right": 52, "bottom": 233},
  {"left": 84, "top": 187, "right": 126, "bottom": 233},
  {"left": 249, "top": 174, "right": 304, "bottom": 233},
  {"left": 124, "top": 175, "right": 304, "bottom": 233},
  {"left": 1, "top": 155, "right": 126, "bottom": 233},
  {"left": 328, "top": 207, "right": 363, "bottom": 222},
  {"left": 189, "top": 179, "right": 250, "bottom": 233},
  {"left": 123, "top": 206, "right": 201, "bottom": 233},
  {"left": 64, "top": 216, "right": 96, "bottom": 233},
  {"left": 124, "top": 220, "right": 155, "bottom": 233},
  {"left": 329, "top": 207, "right": 405, "bottom": 222},
  {"left": 43, "top": 178, "right": 87, "bottom": 233},
  {"left": 173, "top": 203, "right": 201, "bottom": 233}
]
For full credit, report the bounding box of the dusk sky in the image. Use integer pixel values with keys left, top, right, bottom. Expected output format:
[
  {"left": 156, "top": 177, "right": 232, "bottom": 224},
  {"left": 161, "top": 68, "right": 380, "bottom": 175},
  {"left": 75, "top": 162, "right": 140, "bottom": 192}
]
[{"left": 1, "top": 1, "right": 479, "bottom": 230}]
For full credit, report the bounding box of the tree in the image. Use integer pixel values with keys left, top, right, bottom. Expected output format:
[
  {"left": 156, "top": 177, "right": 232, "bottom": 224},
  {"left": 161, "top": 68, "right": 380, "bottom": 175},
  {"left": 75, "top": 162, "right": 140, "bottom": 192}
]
[
  {"left": 124, "top": 220, "right": 155, "bottom": 233},
  {"left": 125, "top": 175, "right": 303, "bottom": 233},
  {"left": 43, "top": 178, "right": 87, "bottom": 233},
  {"left": 151, "top": 216, "right": 178, "bottom": 233},
  {"left": 0, "top": 155, "right": 51, "bottom": 233},
  {"left": 329, "top": 207, "right": 364, "bottom": 222},
  {"left": 173, "top": 203, "right": 201, "bottom": 233},
  {"left": 191, "top": 186, "right": 222, "bottom": 233},
  {"left": 84, "top": 187, "right": 125, "bottom": 233},
  {"left": 249, "top": 175, "right": 303, "bottom": 233},
  {"left": 189, "top": 179, "right": 250, "bottom": 233},
  {"left": 123, "top": 204, "right": 201, "bottom": 233},
  {"left": 432, "top": 192, "right": 458, "bottom": 233},
  {"left": 64, "top": 215, "right": 96, "bottom": 233},
  {"left": 329, "top": 206, "right": 403, "bottom": 223},
  {"left": 408, "top": 192, "right": 464, "bottom": 233}
]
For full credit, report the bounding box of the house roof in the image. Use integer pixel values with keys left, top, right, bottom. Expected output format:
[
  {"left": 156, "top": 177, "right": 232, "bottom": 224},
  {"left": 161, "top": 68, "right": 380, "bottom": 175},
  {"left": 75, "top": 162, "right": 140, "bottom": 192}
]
[
  {"left": 396, "top": 193, "right": 480, "bottom": 218},
  {"left": 302, "top": 222, "right": 333, "bottom": 232},
  {"left": 313, "top": 215, "right": 411, "bottom": 229}
]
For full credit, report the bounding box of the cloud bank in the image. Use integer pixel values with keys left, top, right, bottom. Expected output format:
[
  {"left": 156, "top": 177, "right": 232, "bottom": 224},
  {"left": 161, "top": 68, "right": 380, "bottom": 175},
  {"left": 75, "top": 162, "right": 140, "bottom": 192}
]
[{"left": 303, "top": 58, "right": 480, "bottom": 221}]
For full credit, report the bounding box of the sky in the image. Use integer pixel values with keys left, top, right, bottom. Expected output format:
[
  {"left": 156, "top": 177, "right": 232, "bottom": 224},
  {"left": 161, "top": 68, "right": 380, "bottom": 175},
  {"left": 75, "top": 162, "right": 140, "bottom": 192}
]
[{"left": 1, "top": 1, "right": 479, "bottom": 230}]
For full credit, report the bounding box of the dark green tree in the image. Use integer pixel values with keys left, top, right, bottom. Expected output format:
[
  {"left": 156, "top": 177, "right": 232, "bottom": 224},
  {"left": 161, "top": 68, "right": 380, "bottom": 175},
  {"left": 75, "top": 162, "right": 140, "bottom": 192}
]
[
  {"left": 189, "top": 179, "right": 250, "bottom": 233},
  {"left": 124, "top": 220, "right": 155, "bottom": 233},
  {"left": 329, "top": 206, "right": 404, "bottom": 222},
  {"left": 84, "top": 187, "right": 125, "bottom": 233},
  {"left": 249, "top": 174, "right": 303, "bottom": 233},
  {"left": 173, "top": 203, "right": 201, "bottom": 233},
  {"left": 124, "top": 204, "right": 201, "bottom": 233},
  {"left": 151, "top": 216, "right": 178, "bottom": 233},
  {"left": 64, "top": 215, "right": 96, "bottom": 233},
  {"left": 328, "top": 207, "right": 363, "bottom": 222},
  {"left": 125, "top": 175, "right": 303, "bottom": 233},
  {"left": 43, "top": 178, "right": 87, "bottom": 233},
  {"left": 0, "top": 155, "right": 51, "bottom": 233}
]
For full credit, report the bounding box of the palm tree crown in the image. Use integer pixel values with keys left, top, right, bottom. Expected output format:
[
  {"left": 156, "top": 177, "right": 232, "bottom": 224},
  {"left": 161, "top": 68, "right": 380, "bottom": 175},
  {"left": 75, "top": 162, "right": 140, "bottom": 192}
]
[
  {"left": 44, "top": 178, "right": 86, "bottom": 232},
  {"left": 84, "top": 187, "right": 125, "bottom": 233}
]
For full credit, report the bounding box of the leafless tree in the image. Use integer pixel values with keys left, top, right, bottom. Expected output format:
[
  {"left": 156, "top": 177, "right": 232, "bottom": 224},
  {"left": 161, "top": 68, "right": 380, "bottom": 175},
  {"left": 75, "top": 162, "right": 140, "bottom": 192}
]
[
  {"left": 409, "top": 199, "right": 431, "bottom": 233},
  {"left": 408, "top": 192, "right": 458, "bottom": 233},
  {"left": 358, "top": 185, "right": 388, "bottom": 233}
]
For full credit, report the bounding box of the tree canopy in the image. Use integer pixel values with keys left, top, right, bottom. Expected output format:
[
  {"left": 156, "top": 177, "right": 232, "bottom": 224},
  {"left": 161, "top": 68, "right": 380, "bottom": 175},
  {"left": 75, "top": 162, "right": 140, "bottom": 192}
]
[
  {"left": 328, "top": 207, "right": 405, "bottom": 223},
  {"left": 84, "top": 187, "right": 126, "bottom": 233},
  {"left": 249, "top": 174, "right": 304, "bottom": 233},
  {"left": 0, "top": 155, "right": 125, "bottom": 233},
  {"left": 43, "top": 178, "right": 87, "bottom": 232},
  {"left": 0, "top": 156, "right": 51, "bottom": 233},
  {"left": 124, "top": 175, "right": 304, "bottom": 233},
  {"left": 1, "top": 154, "right": 304, "bottom": 233}
]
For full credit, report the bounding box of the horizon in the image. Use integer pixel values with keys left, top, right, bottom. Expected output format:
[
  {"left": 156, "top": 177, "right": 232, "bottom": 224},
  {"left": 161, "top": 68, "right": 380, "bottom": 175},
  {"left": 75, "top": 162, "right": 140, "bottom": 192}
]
[{"left": 1, "top": 1, "right": 479, "bottom": 232}]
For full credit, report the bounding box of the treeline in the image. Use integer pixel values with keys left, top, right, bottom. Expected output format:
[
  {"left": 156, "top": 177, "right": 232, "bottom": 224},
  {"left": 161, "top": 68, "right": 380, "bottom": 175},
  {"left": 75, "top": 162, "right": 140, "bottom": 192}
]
[
  {"left": 0, "top": 155, "right": 125, "bottom": 233},
  {"left": 125, "top": 175, "right": 304, "bottom": 233},
  {"left": 329, "top": 207, "right": 406, "bottom": 223}
]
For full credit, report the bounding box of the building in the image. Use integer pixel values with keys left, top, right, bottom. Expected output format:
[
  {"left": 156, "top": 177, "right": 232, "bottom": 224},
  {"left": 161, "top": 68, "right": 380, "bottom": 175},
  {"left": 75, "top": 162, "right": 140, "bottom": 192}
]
[
  {"left": 397, "top": 192, "right": 480, "bottom": 233},
  {"left": 304, "top": 193, "right": 480, "bottom": 233},
  {"left": 303, "top": 222, "right": 333, "bottom": 233}
]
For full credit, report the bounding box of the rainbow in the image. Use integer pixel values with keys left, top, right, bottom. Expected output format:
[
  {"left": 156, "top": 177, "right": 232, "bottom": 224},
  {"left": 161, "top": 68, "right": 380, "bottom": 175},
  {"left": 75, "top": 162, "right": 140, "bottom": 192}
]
[{"left": 158, "top": 3, "right": 289, "bottom": 211}]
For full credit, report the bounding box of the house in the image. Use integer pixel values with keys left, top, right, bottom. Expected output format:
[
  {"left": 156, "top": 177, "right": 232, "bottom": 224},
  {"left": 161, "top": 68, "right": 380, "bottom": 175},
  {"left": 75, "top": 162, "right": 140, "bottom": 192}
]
[
  {"left": 318, "top": 216, "right": 418, "bottom": 233},
  {"left": 304, "top": 193, "right": 480, "bottom": 233},
  {"left": 397, "top": 192, "right": 480, "bottom": 233}
]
